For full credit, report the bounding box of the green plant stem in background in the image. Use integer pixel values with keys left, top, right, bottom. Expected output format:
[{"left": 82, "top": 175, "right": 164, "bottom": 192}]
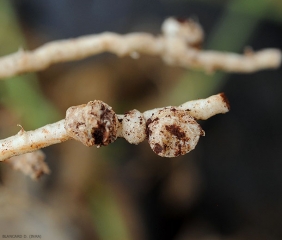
[
  {"left": 168, "top": 0, "right": 273, "bottom": 104},
  {"left": 0, "top": 0, "right": 60, "bottom": 129}
]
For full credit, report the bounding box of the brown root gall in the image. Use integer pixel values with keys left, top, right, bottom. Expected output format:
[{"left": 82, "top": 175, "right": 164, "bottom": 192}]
[
  {"left": 65, "top": 100, "right": 118, "bottom": 147},
  {"left": 147, "top": 108, "right": 203, "bottom": 157}
]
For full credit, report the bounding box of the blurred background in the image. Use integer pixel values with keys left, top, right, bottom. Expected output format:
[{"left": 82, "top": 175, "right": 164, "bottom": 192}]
[{"left": 0, "top": 0, "right": 282, "bottom": 239}]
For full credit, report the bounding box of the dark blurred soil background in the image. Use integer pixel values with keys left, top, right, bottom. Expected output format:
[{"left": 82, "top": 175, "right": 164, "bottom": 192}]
[{"left": 0, "top": 0, "right": 282, "bottom": 239}]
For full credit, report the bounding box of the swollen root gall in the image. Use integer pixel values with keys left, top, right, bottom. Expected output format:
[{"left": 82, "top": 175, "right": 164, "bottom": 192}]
[
  {"left": 122, "top": 110, "right": 146, "bottom": 144},
  {"left": 62, "top": 93, "right": 229, "bottom": 157},
  {"left": 65, "top": 100, "right": 118, "bottom": 147},
  {"left": 147, "top": 108, "right": 204, "bottom": 157}
]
